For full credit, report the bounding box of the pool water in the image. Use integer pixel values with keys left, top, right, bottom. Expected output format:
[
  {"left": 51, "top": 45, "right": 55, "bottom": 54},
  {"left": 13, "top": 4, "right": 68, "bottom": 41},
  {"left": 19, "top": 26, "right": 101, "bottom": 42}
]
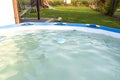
[{"left": 0, "top": 30, "right": 120, "bottom": 80}]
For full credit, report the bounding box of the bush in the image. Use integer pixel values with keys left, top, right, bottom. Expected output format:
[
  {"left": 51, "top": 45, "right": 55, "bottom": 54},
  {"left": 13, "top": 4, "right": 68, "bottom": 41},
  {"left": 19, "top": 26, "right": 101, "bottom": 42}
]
[
  {"left": 96, "top": 0, "right": 120, "bottom": 16},
  {"left": 71, "top": 0, "right": 93, "bottom": 6},
  {"left": 48, "top": 0, "right": 63, "bottom": 6},
  {"left": 71, "top": 0, "right": 81, "bottom": 6},
  {"left": 119, "top": 2, "right": 120, "bottom": 8},
  {"left": 97, "top": 1, "right": 107, "bottom": 14},
  {"left": 81, "top": 1, "right": 89, "bottom": 6},
  {"left": 48, "top": 0, "right": 93, "bottom": 6}
]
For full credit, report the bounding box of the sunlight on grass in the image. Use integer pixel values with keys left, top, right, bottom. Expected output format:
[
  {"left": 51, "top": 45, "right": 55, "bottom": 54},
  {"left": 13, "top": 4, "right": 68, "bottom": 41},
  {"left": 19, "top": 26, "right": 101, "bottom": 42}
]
[{"left": 27, "top": 6, "right": 120, "bottom": 29}]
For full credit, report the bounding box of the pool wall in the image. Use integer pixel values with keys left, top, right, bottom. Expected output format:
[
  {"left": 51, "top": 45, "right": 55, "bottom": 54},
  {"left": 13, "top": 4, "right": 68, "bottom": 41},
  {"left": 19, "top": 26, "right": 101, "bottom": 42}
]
[{"left": 0, "top": 22, "right": 120, "bottom": 38}]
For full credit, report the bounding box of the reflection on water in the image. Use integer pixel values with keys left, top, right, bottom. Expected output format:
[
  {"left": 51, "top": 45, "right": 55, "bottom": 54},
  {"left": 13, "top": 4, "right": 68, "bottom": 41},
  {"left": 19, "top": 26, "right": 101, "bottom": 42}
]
[{"left": 0, "top": 30, "right": 120, "bottom": 80}]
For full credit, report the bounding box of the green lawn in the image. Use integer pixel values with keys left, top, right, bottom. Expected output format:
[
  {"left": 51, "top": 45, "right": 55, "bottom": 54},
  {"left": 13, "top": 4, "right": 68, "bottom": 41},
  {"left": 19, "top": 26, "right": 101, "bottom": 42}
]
[{"left": 27, "top": 6, "right": 120, "bottom": 29}]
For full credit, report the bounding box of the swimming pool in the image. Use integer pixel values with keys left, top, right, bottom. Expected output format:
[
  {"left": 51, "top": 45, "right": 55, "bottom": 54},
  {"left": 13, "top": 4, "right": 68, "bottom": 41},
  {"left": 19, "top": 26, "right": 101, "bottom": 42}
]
[{"left": 0, "top": 22, "right": 120, "bottom": 80}]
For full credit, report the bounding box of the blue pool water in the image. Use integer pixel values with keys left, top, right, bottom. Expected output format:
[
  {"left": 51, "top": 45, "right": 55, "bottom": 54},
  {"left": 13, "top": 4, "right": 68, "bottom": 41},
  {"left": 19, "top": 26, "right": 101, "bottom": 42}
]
[{"left": 0, "top": 23, "right": 120, "bottom": 80}]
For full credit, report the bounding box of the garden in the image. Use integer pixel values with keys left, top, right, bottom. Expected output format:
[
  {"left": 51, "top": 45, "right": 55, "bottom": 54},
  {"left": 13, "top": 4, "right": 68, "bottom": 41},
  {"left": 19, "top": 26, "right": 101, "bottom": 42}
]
[{"left": 20, "top": 0, "right": 120, "bottom": 29}]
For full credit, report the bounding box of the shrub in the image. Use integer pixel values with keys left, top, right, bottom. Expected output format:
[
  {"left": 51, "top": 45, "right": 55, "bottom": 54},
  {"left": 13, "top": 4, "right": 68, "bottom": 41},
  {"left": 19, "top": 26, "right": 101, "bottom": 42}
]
[
  {"left": 71, "top": 0, "right": 81, "bottom": 6},
  {"left": 81, "top": 1, "right": 89, "bottom": 6},
  {"left": 97, "top": 1, "right": 107, "bottom": 13},
  {"left": 71, "top": 0, "right": 94, "bottom": 7},
  {"left": 48, "top": 0, "right": 63, "bottom": 6}
]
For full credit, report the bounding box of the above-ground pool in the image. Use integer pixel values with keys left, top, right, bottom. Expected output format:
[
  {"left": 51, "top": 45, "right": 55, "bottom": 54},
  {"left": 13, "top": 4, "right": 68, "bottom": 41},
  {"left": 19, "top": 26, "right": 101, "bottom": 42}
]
[{"left": 0, "top": 22, "right": 120, "bottom": 80}]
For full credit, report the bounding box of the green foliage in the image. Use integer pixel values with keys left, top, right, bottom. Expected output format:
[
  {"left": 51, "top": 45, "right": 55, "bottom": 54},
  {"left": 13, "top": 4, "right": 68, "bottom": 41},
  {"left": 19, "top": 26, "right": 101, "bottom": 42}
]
[
  {"left": 97, "top": 1, "right": 107, "bottom": 14},
  {"left": 48, "top": 0, "right": 63, "bottom": 6},
  {"left": 81, "top": 1, "right": 89, "bottom": 6},
  {"left": 71, "top": 0, "right": 81, "bottom": 6},
  {"left": 19, "top": 0, "right": 95, "bottom": 6},
  {"left": 19, "top": 0, "right": 30, "bottom": 5},
  {"left": 71, "top": 0, "right": 89, "bottom": 7},
  {"left": 72, "top": 0, "right": 94, "bottom": 6},
  {"left": 26, "top": 6, "right": 120, "bottom": 29},
  {"left": 97, "top": 0, "right": 120, "bottom": 16},
  {"left": 48, "top": 0, "right": 94, "bottom": 6},
  {"left": 106, "top": 0, "right": 120, "bottom": 16},
  {"left": 119, "top": 2, "right": 120, "bottom": 7}
]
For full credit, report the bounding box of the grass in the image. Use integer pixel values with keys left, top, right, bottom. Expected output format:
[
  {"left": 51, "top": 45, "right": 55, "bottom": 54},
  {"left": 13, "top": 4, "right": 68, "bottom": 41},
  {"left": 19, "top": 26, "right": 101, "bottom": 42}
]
[{"left": 26, "top": 6, "right": 120, "bottom": 29}]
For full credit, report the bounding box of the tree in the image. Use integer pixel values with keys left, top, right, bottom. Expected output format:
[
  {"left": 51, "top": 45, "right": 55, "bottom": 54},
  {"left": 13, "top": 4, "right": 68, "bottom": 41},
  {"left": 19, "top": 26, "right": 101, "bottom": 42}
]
[
  {"left": 97, "top": 0, "right": 120, "bottom": 16},
  {"left": 106, "top": 0, "right": 120, "bottom": 16}
]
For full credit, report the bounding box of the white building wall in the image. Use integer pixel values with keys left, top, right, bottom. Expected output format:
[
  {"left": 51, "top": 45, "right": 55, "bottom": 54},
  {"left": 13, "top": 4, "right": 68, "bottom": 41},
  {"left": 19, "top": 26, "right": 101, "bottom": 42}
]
[
  {"left": 64, "top": 0, "right": 71, "bottom": 4},
  {"left": 0, "top": 0, "right": 15, "bottom": 26}
]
